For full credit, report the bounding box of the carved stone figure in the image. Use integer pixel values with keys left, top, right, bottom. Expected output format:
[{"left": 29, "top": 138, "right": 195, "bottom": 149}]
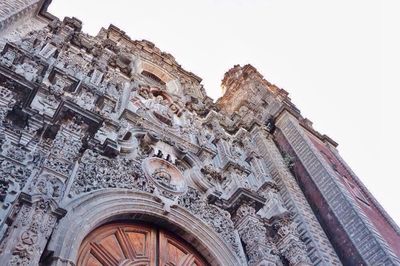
[
  {"left": 258, "top": 185, "right": 288, "bottom": 219},
  {"left": 1, "top": 49, "right": 17, "bottom": 67},
  {"left": 15, "top": 61, "right": 38, "bottom": 82}
]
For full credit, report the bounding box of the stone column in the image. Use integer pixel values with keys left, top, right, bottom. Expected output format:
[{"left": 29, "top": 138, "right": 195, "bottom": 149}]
[
  {"left": 0, "top": 86, "right": 16, "bottom": 138},
  {"left": 233, "top": 204, "right": 279, "bottom": 266},
  {"left": 250, "top": 125, "right": 341, "bottom": 265},
  {"left": 272, "top": 215, "right": 311, "bottom": 266}
]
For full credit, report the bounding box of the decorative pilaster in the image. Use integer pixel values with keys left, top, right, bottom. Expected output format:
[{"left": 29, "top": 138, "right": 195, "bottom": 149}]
[
  {"left": 233, "top": 204, "right": 279, "bottom": 266},
  {"left": 0, "top": 194, "right": 66, "bottom": 265},
  {"left": 272, "top": 215, "right": 311, "bottom": 266},
  {"left": 42, "top": 118, "right": 83, "bottom": 181},
  {"left": 251, "top": 125, "right": 341, "bottom": 265},
  {"left": 0, "top": 86, "right": 16, "bottom": 141}
]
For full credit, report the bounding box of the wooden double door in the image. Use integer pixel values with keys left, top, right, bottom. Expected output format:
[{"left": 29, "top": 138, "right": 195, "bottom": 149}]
[{"left": 77, "top": 222, "right": 208, "bottom": 266}]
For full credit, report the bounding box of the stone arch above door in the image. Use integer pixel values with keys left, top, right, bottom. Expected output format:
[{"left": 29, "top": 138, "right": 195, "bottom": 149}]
[{"left": 46, "top": 190, "right": 243, "bottom": 266}]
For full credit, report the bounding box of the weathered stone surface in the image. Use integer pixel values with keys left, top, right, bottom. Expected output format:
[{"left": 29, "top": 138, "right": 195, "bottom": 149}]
[{"left": 0, "top": 1, "right": 397, "bottom": 265}]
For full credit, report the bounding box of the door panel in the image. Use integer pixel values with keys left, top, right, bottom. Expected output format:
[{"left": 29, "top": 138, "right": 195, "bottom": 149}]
[
  {"left": 159, "top": 230, "right": 206, "bottom": 266},
  {"left": 77, "top": 223, "right": 208, "bottom": 266},
  {"left": 77, "top": 223, "right": 156, "bottom": 266}
]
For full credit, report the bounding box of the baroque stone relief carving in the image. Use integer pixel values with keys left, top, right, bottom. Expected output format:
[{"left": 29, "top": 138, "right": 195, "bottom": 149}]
[
  {"left": 233, "top": 204, "right": 280, "bottom": 265},
  {"left": 0, "top": 12, "right": 348, "bottom": 266},
  {"left": 177, "top": 187, "right": 246, "bottom": 264},
  {"left": 142, "top": 157, "right": 187, "bottom": 211},
  {"left": 69, "top": 149, "right": 154, "bottom": 196},
  {"left": 0, "top": 195, "right": 66, "bottom": 266},
  {"left": 270, "top": 214, "right": 311, "bottom": 265}
]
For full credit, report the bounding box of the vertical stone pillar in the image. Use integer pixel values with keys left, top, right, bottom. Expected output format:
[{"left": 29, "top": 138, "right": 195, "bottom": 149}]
[
  {"left": 233, "top": 204, "right": 279, "bottom": 266},
  {"left": 251, "top": 125, "right": 341, "bottom": 265},
  {"left": 42, "top": 118, "right": 83, "bottom": 184},
  {"left": 272, "top": 215, "right": 311, "bottom": 266},
  {"left": 0, "top": 119, "right": 84, "bottom": 265},
  {"left": 0, "top": 194, "right": 66, "bottom": 265},
  {"left": 275, "top": 111, "right": 400, "bottom": 265},
  {"left": 0, "top": 86, "right": 16, "bottom": 139}
]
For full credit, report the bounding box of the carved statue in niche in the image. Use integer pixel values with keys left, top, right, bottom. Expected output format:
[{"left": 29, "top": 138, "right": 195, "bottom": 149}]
[
  {"left": 196, "top": 122, "right": 215, "bottom": 149},
  {"left": 170, "top": 110, "right": 193, "bottom": 142},
  {"left": 258, "top": 185, "right": 288, "bottom": 219},
  {"left": 138, "top": 86, "right": 150, "bottom": 100},
  {"left": 18, "top": 31, "right": 38, "bottom": 52},
  {"left": 76, "top": 90, "right": 95, "bottom": 110},
  {"left": 233, "top": 168, "right": 251, "bottom": 189},
  {"left": 106, "top": 81, "right": 120, "bottom": 100},
  {"left": 1, "top": 49, "right": 17, "bottom": 67},
  {"left": 37, "top": 94, "right": 59, "bottom": 113},
  {"left": 49, "top": 75, "right": 69, "bottom": 96},
  {"left": 15, "top": 60, "right": 38, "bottom": 82},
  {"left": 142, "top": 93, "right": 176, "bottom": 125},
  {"left": 230, "top": 141, "right": 243, "bottom": 160},
  {"left": 150, "top": 96, "right": 171, "bottom": 117}
]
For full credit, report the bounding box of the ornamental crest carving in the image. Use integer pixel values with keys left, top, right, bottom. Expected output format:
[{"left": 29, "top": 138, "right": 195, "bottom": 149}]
[{"left": 142, "top": 157, "right": 187, "bottom": 197}]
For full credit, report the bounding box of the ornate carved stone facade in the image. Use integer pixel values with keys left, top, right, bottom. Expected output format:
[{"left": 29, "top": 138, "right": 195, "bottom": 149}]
[{"left": 0, "top": 1, "right": 399, "bottom": 265}]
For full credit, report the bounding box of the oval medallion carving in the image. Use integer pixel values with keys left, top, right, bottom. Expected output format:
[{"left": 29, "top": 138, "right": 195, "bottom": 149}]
[{"left": 142, "top": 157, "right": 187, "bottom": 195}]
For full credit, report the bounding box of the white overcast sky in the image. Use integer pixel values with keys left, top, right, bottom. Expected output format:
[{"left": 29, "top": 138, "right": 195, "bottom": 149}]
[{"left": 49, "top": 0, "right": 400, "bottom": 225}]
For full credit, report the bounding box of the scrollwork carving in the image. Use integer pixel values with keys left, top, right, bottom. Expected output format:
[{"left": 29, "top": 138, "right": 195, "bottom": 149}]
[
  {"left": 178, "top": 187, "right": 244, "bottom": 262},
  {"left": 70, "top": 150, "right": 154, "bottom": 195}
]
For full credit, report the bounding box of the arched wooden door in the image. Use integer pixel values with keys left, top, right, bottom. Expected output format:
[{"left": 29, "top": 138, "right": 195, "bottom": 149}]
[{"left": 77, "top": 223, "right": 208, "bottom": 266}]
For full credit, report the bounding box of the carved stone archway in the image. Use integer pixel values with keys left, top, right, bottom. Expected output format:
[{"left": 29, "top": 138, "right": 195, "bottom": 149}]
[{"left": 47, "top": 190, "right": 243, "bottom": 266}]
